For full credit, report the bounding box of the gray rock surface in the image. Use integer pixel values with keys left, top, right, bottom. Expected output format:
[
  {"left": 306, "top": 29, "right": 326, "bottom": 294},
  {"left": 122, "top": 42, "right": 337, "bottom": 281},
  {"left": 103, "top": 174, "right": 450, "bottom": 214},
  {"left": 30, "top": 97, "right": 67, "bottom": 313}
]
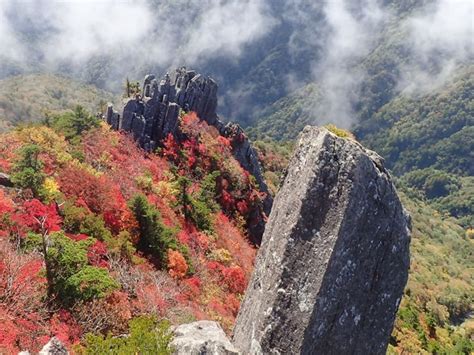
[
  {"left": 0, "top": 172, "right": 13, "bottom": 187},
  {"left": 105, "top": 67, "right": 272, "bottom": 243},
  {"left": 38, "top": 337, "right": 68, "bottom": 355},
  {"left": 172, "top": 321, "right": 239, "bottom": 355},
  {"left": 233, "top": 126, "right": 411, "bottom": 355}
]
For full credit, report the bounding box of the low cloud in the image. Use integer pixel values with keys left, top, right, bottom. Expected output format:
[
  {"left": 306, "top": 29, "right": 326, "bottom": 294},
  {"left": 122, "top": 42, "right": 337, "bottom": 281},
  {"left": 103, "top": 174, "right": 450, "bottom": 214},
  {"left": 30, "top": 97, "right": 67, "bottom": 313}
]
[
  {"left": 0, "top": 0, "right": 471, "bottom": 126},
  {"left": 0, "top": 0, "right": 275, "bottom": 86},
  {"left": 306, "top": 0, "right": 389, "bottom": 128},
  {"left": 399, "top": 0, "right": 473, "bottom": 93}
]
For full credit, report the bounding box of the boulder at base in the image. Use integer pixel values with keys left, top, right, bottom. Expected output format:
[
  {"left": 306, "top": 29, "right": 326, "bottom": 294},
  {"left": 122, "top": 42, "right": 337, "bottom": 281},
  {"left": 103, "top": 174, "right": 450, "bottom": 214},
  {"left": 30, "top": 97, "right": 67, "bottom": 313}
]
[{"left": 172, "top": 320, "right": 239, "bottom": 355}]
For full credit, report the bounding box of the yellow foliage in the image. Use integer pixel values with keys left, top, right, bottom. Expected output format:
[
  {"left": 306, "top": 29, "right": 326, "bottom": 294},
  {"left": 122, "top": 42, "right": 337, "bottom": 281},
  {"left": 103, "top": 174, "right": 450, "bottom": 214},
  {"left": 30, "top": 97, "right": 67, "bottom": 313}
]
[
  {"left": 41, "top": 177, "right": 60, "bottom": 201},
  {"left": 324, "top": 124, "right": 356, "bottom": 140},
  {"left": 155, "top": 180, "right": 179, "bottom": 200},
  {"left": 208, "top": 248, "right": 233, "bottom": 265},
  {"left": 136, "top": 174, "right": 154, "bottom": 192},
  {"left": 14, "top": 126, "right": 73, "bottom": 165},
  {"left": 466, "top": 228, "right": 474, "bottom": 239}
]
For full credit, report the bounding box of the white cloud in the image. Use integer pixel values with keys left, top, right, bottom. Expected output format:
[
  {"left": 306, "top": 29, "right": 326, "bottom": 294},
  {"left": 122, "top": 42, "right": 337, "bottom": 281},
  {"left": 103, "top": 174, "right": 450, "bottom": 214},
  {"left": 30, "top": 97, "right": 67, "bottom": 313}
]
[
  {"left": 309, "top": 0, "right": 389, "bottom": 128},
  {"left": 43, "top": 1, "right": 154, "bottom": 63},
  {"left": 0, "top": 0, "right": 276, "bottom": 77},
  {"left": 182, "top": 0, "right": 276, "bottom": 64},
  {"left": 400, "top": 0, "right": 474, "bottom": 93}
]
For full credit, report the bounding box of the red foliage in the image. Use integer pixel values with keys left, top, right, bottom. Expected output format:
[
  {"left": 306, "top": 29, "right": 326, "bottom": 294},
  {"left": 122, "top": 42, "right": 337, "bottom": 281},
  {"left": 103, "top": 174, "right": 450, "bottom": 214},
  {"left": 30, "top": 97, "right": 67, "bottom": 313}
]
[
  {"left": 88, "top": 240, "right": 109, "bottom": 268},
  {"left": 0, "top": 190, "right": 13, "bottom": 214},
  {"left": 82, "top": 128, "right": 169, "bottom": 200},
  {"left": 217, "top": 135, "right": 231, "bottom": 148},
  {"left": 50, "top": 310, "right": 81, "bottom": 347},
  {"left": 220, "top": 190, "right": 235, "bottom": 211},
  {"left": 208, "top": 298, "right": 228, "bottom": 317},
  {"left": 181, "top": 112, "right": 200, "bottom": 128},
  {"left": 106, "top": 291, "right": 132, "bottom": 322},
  {"left": 57, "top": 165, "right": 133, "bottom": 233},
  {"left": 0, "top": 134, "right": 21, "bottom": 173},
  {"left": 0, "top": 308, "right": 49, "bottom": 354},
  {"left": 222, "top": 266, "right": 247, "bottom": 294},
  {"left": 20, "top": 199, "right": 61, "bottom": 234},
  {"left": 177, "top": 229, "right": 191, "bottom": 246},
  {"left": 69, "top": 233, "right": 89, "bottom": 241},
  {"left": 163, "top": 134, "right": 180, "bottom": 162},
  {"left": 0, "top": 190, "right": 14, "bottom": 238},
  {"left": 183, "top": 277, "right": 201, "bottom": 299},
  {"left": 206, "top": 260, "right": 224, "bottom": 273},
  {"left": 224, "top": 293, "right": 241, "bottom": 317},
  {"left": 236, "top": 200, "right": 249, "bottom": 216},
  {"left": 0, "top": 110, "right": 266, "bottom": 346},
  {"left": 0, "top": 242, "right": 48, "bottom": 353},
  {"left": 214, "top": 213, "right": 256, "bottom": 275},
  {"left": 132, "top": 282, "right": 168, "bottom": 316}
]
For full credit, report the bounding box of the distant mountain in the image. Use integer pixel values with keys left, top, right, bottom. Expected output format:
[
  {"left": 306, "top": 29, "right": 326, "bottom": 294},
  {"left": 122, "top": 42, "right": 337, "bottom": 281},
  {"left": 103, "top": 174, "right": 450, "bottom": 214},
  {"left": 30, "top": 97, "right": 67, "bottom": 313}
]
[{"left": 0, "top": 74, "right": 117, "bottom": 132}]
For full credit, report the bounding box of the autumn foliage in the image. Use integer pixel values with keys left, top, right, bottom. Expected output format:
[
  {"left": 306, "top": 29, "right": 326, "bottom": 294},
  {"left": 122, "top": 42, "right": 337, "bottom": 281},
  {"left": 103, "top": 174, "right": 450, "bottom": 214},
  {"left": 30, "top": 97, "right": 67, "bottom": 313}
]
[{"left": 0, "top": 110, "right": 263, "bottom": 352}]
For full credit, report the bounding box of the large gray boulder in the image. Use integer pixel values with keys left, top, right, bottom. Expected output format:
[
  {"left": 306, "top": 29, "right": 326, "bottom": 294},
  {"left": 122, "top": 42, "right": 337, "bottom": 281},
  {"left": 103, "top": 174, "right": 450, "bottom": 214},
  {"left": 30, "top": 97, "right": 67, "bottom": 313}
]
[
  {"left": 172, "top": 321, "right": 239, "bottom": 355},
  {"left": 233, "top": 126, "right": 411, "bottom": 355}
]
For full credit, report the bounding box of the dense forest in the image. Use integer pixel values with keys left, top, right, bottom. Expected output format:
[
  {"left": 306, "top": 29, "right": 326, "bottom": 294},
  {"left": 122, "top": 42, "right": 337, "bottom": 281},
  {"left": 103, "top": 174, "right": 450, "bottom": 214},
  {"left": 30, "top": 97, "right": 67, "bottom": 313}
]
[{"left": 0, "top": 109, "right": 265, "bottom": 353}]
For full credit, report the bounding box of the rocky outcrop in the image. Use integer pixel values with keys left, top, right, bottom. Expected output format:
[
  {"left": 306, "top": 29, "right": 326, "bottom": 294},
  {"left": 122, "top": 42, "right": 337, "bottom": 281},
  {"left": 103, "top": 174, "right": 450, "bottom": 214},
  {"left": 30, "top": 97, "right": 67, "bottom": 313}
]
[
  {"left": 107, "top": 67, "right": 220, "bottom": 155},
  {"left": 233, "top": 126, "right": 411, "bottom": 354},
  {"left": 106, "top": 67, "right": 272, "bottom": 243},
  {"left": 172, "top": 321, "right": 239, "bottom": 355},
  {"left": 38, "top": 337, "right": 68, "bottom": 355}
]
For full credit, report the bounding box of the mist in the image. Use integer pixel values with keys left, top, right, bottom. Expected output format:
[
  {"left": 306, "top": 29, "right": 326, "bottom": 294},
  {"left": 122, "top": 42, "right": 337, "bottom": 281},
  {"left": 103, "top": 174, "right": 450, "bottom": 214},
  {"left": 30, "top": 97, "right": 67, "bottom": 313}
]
[
  {"left": 0, "top": 0, "right": 275, "bottom": 87},
  {"left": 400, "top": 0, "right": 474, "bottom": 93},
  {"left": 0, "top": 0, "right": 472, "bottom": 127},
  {"left": 310, "top": 0, "right": 389, "bottom": 128}
]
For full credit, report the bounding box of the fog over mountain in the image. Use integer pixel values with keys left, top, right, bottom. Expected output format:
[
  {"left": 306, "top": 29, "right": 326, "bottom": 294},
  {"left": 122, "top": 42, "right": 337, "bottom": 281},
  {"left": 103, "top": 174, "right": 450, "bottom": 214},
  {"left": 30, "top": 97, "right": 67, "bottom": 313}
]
[{"left": 0, "top": 0, "right": 472, "bottom": 126}]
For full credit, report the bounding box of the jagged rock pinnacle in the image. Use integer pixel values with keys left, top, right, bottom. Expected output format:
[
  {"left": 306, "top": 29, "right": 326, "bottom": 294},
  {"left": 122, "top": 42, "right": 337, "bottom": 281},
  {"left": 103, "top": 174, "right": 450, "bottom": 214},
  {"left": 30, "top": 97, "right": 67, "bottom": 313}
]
[
  {"left": 233, "top": 126, "right": 411, "bottom": 354},
  {"left": 105, "top": 68, "right": 272, "bottom": 243}
]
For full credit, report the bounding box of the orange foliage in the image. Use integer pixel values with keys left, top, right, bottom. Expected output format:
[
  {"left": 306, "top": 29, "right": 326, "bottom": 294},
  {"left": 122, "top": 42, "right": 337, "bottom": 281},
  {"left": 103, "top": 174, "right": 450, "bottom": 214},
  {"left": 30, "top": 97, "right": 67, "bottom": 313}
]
[{"left": 167, "top": 249, "right": 188, "bottom": 279}]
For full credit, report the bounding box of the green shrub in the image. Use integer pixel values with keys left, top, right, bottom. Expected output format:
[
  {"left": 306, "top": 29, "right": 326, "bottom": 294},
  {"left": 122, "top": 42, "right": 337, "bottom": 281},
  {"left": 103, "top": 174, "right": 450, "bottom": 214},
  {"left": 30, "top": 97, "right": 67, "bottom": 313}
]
[
  {"left": 106, "top": 230, "right": 137, "bottom": 262},
  {"left": 48, "top": 105, "right": 100, "bottom": 143},
  {"left": 20, "top": 232, "right": 43, "bottom": 252},
  {"left": 47, "top": 231, "right": 91, "bottom": 282},
  {"left": 129, "top": 194, "right": 178, "bottom": 265},
  {"left": 11, "top": 144, "right": 46, "bottom": 196},
  {"left": 402, "top": 168, "right": 461, "bottom": 199},
  {"left": 176, "top": 174, "right": 217, "bottom": 232},
  {"left": 61, "top": 202, "right": 113, "bottom": 242},
  {"left": 77, "top": 316, "right": 173, "bottom": 355},
  {"left": 46, "top": 232, "right": 118, "bottom": 304},
  {"left": 64, "top": 266, "right": 119, "bottom": 302}
]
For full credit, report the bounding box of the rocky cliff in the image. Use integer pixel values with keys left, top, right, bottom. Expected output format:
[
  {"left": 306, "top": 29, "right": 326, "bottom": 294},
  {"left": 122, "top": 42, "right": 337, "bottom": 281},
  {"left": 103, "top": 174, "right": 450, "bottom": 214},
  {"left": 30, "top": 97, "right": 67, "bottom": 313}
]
[
  {"left": 105, "top": 67, "right": 272, "bottom": 242},
  {"left": 233, "top": 126, "right": 411, "bottom": 354}
]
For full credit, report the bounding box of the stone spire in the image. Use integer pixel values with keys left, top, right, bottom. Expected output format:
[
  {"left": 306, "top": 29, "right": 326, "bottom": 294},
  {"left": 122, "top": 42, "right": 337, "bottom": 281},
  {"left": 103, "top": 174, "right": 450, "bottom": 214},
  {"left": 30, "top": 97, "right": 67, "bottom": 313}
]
[{"left": 233, "top": 126, "right": 411, "bottom": 354}]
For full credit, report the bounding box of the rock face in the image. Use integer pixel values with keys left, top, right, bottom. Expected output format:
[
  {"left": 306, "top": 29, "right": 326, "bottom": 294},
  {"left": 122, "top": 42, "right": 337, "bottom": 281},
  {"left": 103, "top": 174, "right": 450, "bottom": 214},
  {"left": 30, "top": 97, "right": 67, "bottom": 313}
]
[
  {"left": 0, "top": 172, "right": 13, "bottom": 187},
  {"left": 233, "top": 126, "right": 411, "bottom": 354},
  {"left": 172, "top": 321, "right": 239, "bottom": 355},
  {"left": 106, "top": 67, "right": 272, "bottom": 243},
  {"left": 38, "top": 337, "right": 68, "bottom": 355}
]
